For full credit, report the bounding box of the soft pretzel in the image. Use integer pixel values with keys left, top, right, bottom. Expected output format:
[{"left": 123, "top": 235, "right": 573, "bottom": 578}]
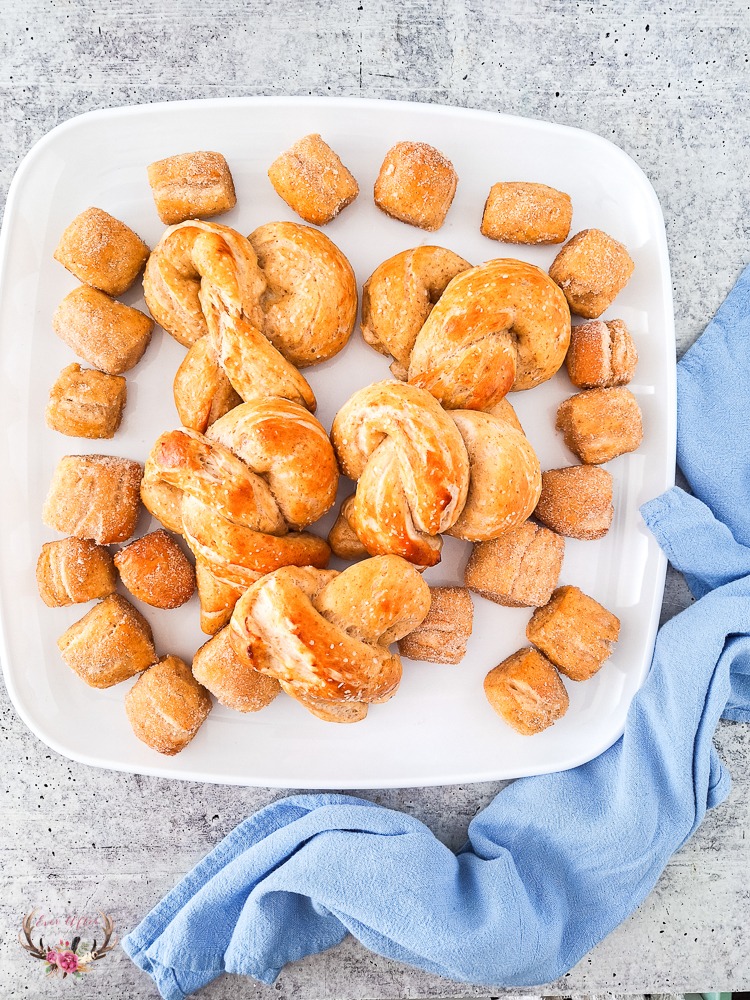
[
  {"left": 142, "top": 399, "right": 336, "bottom": 632},
  {"left": 361, "top": 246, "right": 472, "bottom": 380},
  {"left": 331, "top": 381, "right": 470, "bottom": 567},
  {"left": 407, "top": 258, "right": 571, "bottom": 410},
  {"left": 229, "top": 556, "right": 431, "bottom": 721},
  {"left": 448, "top": 409, "right": 542, "bottom": 541}
]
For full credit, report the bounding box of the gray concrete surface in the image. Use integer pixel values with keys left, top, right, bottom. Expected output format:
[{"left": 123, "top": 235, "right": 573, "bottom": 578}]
[{"left": 1, "top": 1, "right": 749, "bottom": 997}]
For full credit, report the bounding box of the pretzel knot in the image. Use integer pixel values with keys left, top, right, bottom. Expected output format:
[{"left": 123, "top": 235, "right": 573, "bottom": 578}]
[
  {"left": 143, "top": 219, "right": 357, "bottom": 432},
  {"left": 142, "top": 399, "right": 337, "bottom": 633},
  {"left": 229, "top": 556, "right": 431, "bottom": 723},
  {"left": 331, "top": 381, "right": 471, "bottom": 567},
  {"left": 363, "top": 252, "right": 571, "bottom": 410}
]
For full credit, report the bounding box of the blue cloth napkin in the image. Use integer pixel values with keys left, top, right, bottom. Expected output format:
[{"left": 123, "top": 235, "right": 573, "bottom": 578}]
[{"left": 122, "top": 264, "right": 750, "bottom": 1000}]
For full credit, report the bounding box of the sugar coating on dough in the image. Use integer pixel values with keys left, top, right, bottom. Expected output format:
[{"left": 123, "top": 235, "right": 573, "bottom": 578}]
[
  {"left": 566, "top": 318, "right": 638, "bottom": 388},
  {"left": 556, "top": 387, "right": 643, "bottom": 465},
  {"left": 36, "top": 536, "right": 116, "bottom": 607},
  {"left": 43, "top": 454, "right": 143, "bottom": 544},
  {"left": 481, "top": 181, "right": 572, "bottom": 245},
  {"left": 125, "top": 655, "right": 212, "bottom": 755},
  {"left": 114, "top": 529, "right": 196, "bottom": 609},
  {"left": 484, "top": 647, "right": 569, "bottom": 735},
  {"left": 464, "top": 521, "right": 565, "bottom": 608},
  {"left": 53, "top": 286, "right": 154, "bottom": 375},
  {"left": 53, "top": 207, "right": 149, "bottom": 296},
  {"left": 526, "top": 585, "right": 620, "bottom": 681},
  {"left": 398, "top": 587, "right": 473, "bottom": 664},
  {"left": 46, "top": 363, "right": 127, "bottom": 439},
  {"left": 374, "top": 141, "right": 457, "bottom": 231},
  {"left": 549, "top": 228, "right": 634, "bottom": 318},
  {"left": 192, "top": 626, "right": 280, "bottom": 712},
  {"left": 147, "top": 151, "right": 237, "bottom": 225},
  {"left": 534, "top": 465, "right": 614, "bottom": 540},
  {"left": 268, "top": 134, "right": 359, "bottom": 226}
]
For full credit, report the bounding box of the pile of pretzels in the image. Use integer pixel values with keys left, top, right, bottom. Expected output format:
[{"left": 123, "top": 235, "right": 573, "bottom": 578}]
[{"left": 141, "top": 218, "right": 572, "bottom": 723}]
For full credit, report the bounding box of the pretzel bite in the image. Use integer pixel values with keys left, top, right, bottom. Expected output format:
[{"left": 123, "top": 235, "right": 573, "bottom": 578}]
[
  {"left": 125, "top": 655, "right": 212, "bottom": 755},
  {"left": 549, "top": 228, "right": 634, "bottom": 318},
  {"left": 484, "top": 648, "right": 569, "bottom": 735},
  {"left": 192, "top": 626, "right": 280, "bottom": 712},
  {"left": 53, "top": 207, "right": 149, "bottom": 296},
  {"left": 53, "top": 286, "right": 153, "bottom": 375},
  {"left": 43, "top": 454, "right": 143, "bottom": 544},
  {"left": 464, "top": 521, "right": 565, "bottom": 609},
  {"left": 147, "top": 151, "right": 237, "bottom": 225},
  {"left": 37, "top": 536, "right": 116, "bottom": 607},
  {"left": 566, "top": 319, "right": 638, "bottom": 388},
  {"left": 46, "top": 363, "right": 127, "bottom": 439},
  {"left": 398, "top": 587, "right": 473, "bottom": 664},
  {"left": 268, "top": 134, "right": 359, "bottom": 225},
  {"left": 481, "top": 182, "right": 572, "bottom": 245},
  {"left": 534, "top": 465, "right": 614, "bottom": 540},
  {"left": 374, "top": 141, "right": 457, "bottom": 231},
  {"left": 57, "top": 593, "right": 156, "bottom": 688},
  {"left": 556, "top": 387, "right": 643, "bottom": 464},
  {"left": 526, "top": 585, "right": 620, "bottom": 681},
  {"left": 114, "top": 529, "right": 196, "bottom": 609}
]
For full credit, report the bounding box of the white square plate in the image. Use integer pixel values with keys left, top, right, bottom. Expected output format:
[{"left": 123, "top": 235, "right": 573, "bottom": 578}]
[{"left": 0, "top": 97, "right": 675, "bottom": 788}]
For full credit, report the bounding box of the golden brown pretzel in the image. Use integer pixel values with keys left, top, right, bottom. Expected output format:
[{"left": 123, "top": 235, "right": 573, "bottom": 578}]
[
  {"left": 142, "top": 399, "right": 336, "bottom": 632},
  {"left": 402, "top": 258, "right": 571, "bottom": 410},
  {"left": 229, "top": 556, "right": 431, "bottom": 722},
  {"left": 361, "top": 246, "right": 471, "bottom": 379},
  {"left": 331, "top": 382, "right": 470, "bottom": 567}
]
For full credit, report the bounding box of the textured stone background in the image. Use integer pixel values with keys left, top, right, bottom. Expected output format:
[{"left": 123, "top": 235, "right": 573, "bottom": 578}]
[{"left": 1, "top": 1, "right": 749, "bottom": 998}]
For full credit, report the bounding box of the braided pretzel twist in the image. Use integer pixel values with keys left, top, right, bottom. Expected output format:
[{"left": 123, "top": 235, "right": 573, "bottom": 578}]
[
  {"left": 331, "top": 381, "right": 470, "bottom": 567},
  {"left": 229, "top": 555, "right": 431, "bottom": 722},
  {"left": 142, "top": 399, "right": 337, "bottom": 633}
]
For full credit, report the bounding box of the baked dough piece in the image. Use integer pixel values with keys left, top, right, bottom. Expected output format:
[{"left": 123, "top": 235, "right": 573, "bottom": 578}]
[
  {"left": 398, "top": 587, "right": 473, "bottom": 664},
  {"left": 566, "top": 319, "right": 638, "bottom": 388},
  {"left": 464, "top": 521, "right": 565, "bottom": 609},
  {"left": 192, "top": 626, "right": 280, "bottom": 712},
  {"left": 267, "top": 134, "right": 359, "bottom": 225},
  {"left": 534, "top": 465, "right": 614, "bottom": 540},
  {"left": 125, "top": 655, "right": 212, "bottom": 755},
  {"left": 57, "top": 593, "right": 156, "bottom": 688},
  {"left": 549, "top": 229, "right": 634, "bottom": 318},
  {"left": 556, "top": 387, "right": 643, "bottom": 465},
  {"left": 526, "top": 585, "right": 620, "bottom": 681},
  {"left": 43, "top": 454, "right": 143, "bottom": 544},
  {"left": 484, "top": 648, "right": 569, "bottom": 735},
  {"left": 481, "top": 182, "right": 572, "bottom": 245},
  {"left": 114, "top": 529, "right": 196, "bottom": 609},
  {"left": 53, "top": 286, "right": 154, "bottom": 375},
  {"left": 147, "top": 151, "right": 237, "bottom": 225},
  {"left": 46, "top": 363, "right": 127, "bottom": 439},
  {"left": 328, "top": 495, "right": 368, "bottom": 561},
  {"left": 53, "top": 207, "right": 149, "bottom": 296},
  {"left": 374, "top": 142, "right": 457, "bottom": 231},
  {"left": 36, "top": 536, "right": 116, "bottom": 607}
]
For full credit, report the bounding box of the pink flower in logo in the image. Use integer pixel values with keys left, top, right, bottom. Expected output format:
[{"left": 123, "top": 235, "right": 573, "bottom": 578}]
[
  {"left": 56, "top": 950, "right": 79, "bottom": 974},
  {"left": 45, "top": 950, "right": 58, "bottom": 964}
]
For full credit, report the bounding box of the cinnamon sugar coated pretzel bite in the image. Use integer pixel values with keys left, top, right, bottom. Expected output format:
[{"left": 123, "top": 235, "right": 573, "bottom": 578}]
[
  {"left": 566, "top": 319, "right": 638, "bottom": 388},
  {"left": 484, "top": 648, "right": 569, "bottom": 735},
  {"left": 526, "top": 585, "right": 620, "bottom": 681},
  {"left": 192, "top": 626, "right": 280, "bottom": 713},
  {"left": 54, "top": 207, "right": 149, "bottom": 296},
  {"left": 268, "top": 134, "right": 359, "bottom": 225},
  {"left": 556, "top": 387, "right": 643, "bottom": 464},
  {"left": 147, "top": 151, "right": 236, "bottom": 225},
  {"left": 549, "top": 229, "right": 634, "bottom": 318},
  {"left": 374, "top": 142, "right": 457, "bottom": 231},
  {"left": 125, "top": 655, "right": 212, "bottom": 755},
  {"left": 398, "top": 587, "right": 473, "bottom": 664},
  {"left": 229, "top": 556, "right": 431, "bottom": 722},
  {"left": 53, "top": 287, "right": 154, "bottom": 376},
  {"left": 46, "top": 363, "right": 127, "bottom": 439},
  {"left": 43, "top": 454, "right": 143, "bottom": 544},
  {"left": 36, "top": 536, "right": 116, "bottom": 607},
  {"left": 481, "top": 182, "right": 572, "bottom": 245},
  {"left": 114, "top": 529, "right": 196, "bottom": 609},
  {"left": 534, "top": 465, "right": 614, "bottom": 540},
  {"left": 57, "top": 594, "right": 156, "bottom": 688},
  {"left": 464, "top": 521, "right": 565, "bottom": 609}
]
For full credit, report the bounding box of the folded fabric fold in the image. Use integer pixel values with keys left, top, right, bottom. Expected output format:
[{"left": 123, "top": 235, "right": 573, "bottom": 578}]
[{"left": 123, "top": 264, "right": 750, "bottom": 1000}]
